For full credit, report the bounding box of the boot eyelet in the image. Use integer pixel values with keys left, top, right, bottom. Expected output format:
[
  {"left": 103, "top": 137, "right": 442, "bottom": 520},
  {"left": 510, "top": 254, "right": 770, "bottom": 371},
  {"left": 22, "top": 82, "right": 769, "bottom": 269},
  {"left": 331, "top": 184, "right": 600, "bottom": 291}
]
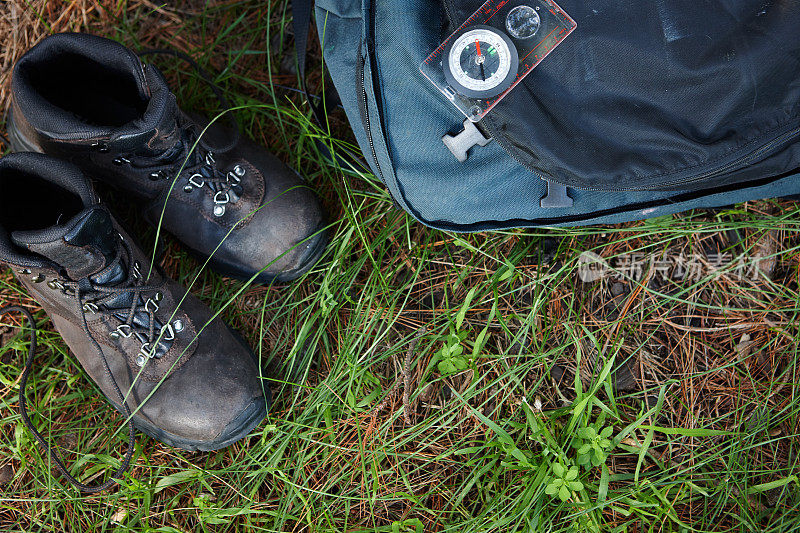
[
  {"left": 233, "top": 164, "right": 246, "bottom": 177},
  {"left": 183, "top": 185, "right": 194, "bottom": 193},
  {"left": 214, "top": 191, "right": 230, "bottom": 205},
  {"left": 160, "top": 324, "right": 175, "bottom": 341},
  {"left": 31, "top": 274, "right": 45, "bottom": 283},
  {"left": 92, "top": 142, "right": 109, "bottom": 153},
  {"left": 173, "top": 319, "right": 184, "bottom": 332},
  {"left": 113, "top": 157, "right": 130, "bottom": 166},
  {"left": 114, "top": 324, "right": 133, "bottom": 338},
  {"left": 188, "top": 174, "right": 205, "bottom": 188},
  {"left": 145, "top": 294, "right": 161, "bottom": 313},
  {"left": 213, "top": 205, "right": 226, "bottom": 217},
  {"left": 18, "top": 268, "right": 32, "bottom": 275},
  {"left": 137, "top": 343, "right": 157, "bottom": 367},
  {"left": 227, "top": 171, "right": 242, "bottom": 184}
]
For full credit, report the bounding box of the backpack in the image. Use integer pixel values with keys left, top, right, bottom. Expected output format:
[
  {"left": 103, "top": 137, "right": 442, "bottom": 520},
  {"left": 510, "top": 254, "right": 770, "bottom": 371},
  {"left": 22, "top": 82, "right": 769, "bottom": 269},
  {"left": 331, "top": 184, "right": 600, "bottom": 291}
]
[{"left": 295, "top": 0, "right": 800, "bottom": 231}]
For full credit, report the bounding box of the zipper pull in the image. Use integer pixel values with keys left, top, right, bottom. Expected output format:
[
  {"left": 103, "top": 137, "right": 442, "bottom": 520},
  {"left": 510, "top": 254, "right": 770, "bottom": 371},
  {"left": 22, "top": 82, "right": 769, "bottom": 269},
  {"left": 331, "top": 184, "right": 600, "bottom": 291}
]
[{"left": 540, "top": 179, "right": 573, "bottom": 208}]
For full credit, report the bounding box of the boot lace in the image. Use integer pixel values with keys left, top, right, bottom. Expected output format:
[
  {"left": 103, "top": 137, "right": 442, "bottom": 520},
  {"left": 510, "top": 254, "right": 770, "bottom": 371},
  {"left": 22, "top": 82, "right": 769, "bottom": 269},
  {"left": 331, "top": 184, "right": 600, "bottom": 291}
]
[
  {"left": 108, "top": 123, "right": 247, "bottom": 218},
  {"left": 45, "top": 233, "right": 179, "bottom": 367},
  {"left": 0, "top": 304, "right": 135, "bottom": 493}
]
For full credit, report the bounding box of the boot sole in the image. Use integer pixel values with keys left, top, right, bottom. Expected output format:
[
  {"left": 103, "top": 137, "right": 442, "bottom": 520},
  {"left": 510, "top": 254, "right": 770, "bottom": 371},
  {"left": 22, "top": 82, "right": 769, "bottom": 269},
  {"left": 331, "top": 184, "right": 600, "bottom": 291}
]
[{"left": 7, "top": 110, "right": 328, "bottom": 285}]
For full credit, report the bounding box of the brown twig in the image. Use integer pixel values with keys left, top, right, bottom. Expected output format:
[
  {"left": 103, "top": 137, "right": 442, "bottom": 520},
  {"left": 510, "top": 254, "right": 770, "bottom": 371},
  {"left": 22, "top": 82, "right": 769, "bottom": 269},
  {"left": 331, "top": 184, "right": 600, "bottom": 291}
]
[{"left": 371, "top": 327, "right": 426, "bottom": 424}]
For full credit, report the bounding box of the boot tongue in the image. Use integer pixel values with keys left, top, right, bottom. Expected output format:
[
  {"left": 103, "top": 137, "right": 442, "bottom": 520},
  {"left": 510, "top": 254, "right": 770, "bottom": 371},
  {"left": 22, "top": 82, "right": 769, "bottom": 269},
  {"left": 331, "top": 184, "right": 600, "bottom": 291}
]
[
  {"left": 12, "top": 206, "right": 154, "bottom": 336},
  {"left": 11, "top": 207, "right": 118, "bottom": 280}
]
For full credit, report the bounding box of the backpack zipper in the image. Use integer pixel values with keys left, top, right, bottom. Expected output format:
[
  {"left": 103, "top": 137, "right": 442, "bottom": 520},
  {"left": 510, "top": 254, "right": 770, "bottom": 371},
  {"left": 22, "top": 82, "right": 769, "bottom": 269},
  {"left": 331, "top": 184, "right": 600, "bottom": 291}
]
[
  {"left": 649, "top": 125, "right": 800, "bottom": 191},
  {"left": 479, "top": 116, "right": 558, "bottom": 184},
  {"left": 358, "top": 47, "right": 384, "bottom": 183},
  {"left": 442, "top": 0, "right": 457, "bottom": 30},
  {"left": 483, "top": 118, "right": 800, "bottom": 192},
  {"left": 355, "top": 0, "right": 387, "bottom": 185}
]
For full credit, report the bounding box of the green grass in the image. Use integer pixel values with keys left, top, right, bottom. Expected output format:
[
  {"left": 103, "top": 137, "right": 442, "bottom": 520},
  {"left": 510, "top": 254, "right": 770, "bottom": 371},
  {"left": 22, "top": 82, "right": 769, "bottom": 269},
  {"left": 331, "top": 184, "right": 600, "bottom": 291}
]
[{"left": 1, "top": 1, "right": 800, "bottom": 531}]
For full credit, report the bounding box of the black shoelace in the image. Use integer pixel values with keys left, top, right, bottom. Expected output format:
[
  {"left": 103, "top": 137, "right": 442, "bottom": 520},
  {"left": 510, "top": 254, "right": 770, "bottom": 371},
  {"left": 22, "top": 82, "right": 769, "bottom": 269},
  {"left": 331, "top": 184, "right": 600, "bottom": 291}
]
[{"left": 0, "top": 305, "right": 136, "bottom": 493}]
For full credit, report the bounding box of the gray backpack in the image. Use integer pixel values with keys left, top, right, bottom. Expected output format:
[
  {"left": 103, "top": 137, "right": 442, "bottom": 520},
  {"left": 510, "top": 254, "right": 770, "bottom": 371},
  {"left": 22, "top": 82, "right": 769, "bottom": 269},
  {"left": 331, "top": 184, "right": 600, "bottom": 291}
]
[{"left": 295, "top": 0, "right": 800, "bottom": 231}]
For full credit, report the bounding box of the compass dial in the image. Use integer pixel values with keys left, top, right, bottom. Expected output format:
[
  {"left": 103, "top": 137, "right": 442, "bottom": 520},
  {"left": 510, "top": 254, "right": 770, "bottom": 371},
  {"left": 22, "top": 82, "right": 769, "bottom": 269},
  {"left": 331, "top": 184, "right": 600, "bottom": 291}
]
[{"left": 443, "top": 25, "right": 519, "bottom": 99}]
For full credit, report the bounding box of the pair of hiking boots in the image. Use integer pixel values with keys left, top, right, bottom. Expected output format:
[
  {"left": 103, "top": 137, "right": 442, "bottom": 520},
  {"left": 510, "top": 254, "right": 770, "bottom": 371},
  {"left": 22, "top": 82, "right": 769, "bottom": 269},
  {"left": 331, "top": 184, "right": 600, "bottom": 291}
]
[{"left": 0, "top": 33, "right": 326, "bottom": 491}]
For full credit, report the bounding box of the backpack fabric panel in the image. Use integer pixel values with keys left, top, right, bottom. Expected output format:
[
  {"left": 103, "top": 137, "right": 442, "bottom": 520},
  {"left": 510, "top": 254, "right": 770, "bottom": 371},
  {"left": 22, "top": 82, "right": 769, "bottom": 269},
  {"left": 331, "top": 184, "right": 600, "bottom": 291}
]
[{"left": 448, "top": 0, "right": 800, "bottom": 193}]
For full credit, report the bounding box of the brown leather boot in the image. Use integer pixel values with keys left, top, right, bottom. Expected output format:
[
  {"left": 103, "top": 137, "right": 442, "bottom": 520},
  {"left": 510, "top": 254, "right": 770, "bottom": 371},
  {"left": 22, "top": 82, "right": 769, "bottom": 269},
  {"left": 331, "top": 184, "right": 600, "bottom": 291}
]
[
  {"left": 0, "top": 153, "right": 269, "bottom": 475},
  {"left": 8, "top": 32, "right": 327, "bottom": 284}
]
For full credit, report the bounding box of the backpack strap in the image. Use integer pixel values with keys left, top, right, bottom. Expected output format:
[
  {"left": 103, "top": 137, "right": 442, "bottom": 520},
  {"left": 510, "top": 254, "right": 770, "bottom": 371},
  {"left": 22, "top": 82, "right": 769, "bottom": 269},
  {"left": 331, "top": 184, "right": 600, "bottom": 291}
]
[
  {"left": 292, "top": 0, "right": 372, "bottom": 171},
  {"left": 292, "top": 0, "right": 328, "bottom": 127}
]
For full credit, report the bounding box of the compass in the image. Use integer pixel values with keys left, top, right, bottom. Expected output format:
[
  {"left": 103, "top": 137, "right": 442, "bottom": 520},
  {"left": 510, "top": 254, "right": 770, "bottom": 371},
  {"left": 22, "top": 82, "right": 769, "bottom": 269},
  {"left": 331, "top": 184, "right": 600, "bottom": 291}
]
[
  {"left": 442, "top": 25, "right": 519, "bottom": 99},
  {"left": 422, "top": 0, "right": 577, "bottom": 121}
]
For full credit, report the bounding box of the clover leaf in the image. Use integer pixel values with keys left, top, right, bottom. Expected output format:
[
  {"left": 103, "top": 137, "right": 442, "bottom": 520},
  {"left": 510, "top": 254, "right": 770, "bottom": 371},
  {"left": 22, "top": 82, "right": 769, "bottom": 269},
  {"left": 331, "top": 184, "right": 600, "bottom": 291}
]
[{"left": 545, "top": 464, "right": 584, "bottom": 502}]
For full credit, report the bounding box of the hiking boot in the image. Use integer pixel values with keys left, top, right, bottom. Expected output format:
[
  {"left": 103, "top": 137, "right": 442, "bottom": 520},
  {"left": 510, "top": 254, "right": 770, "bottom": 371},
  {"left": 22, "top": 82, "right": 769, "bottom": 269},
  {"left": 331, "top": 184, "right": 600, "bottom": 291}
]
[
  {"left": 8, "top": 32, "right": 326, "bottom": 284},
  {"left": 0, "top": 152, "right": 269, "bottom": 454}
]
